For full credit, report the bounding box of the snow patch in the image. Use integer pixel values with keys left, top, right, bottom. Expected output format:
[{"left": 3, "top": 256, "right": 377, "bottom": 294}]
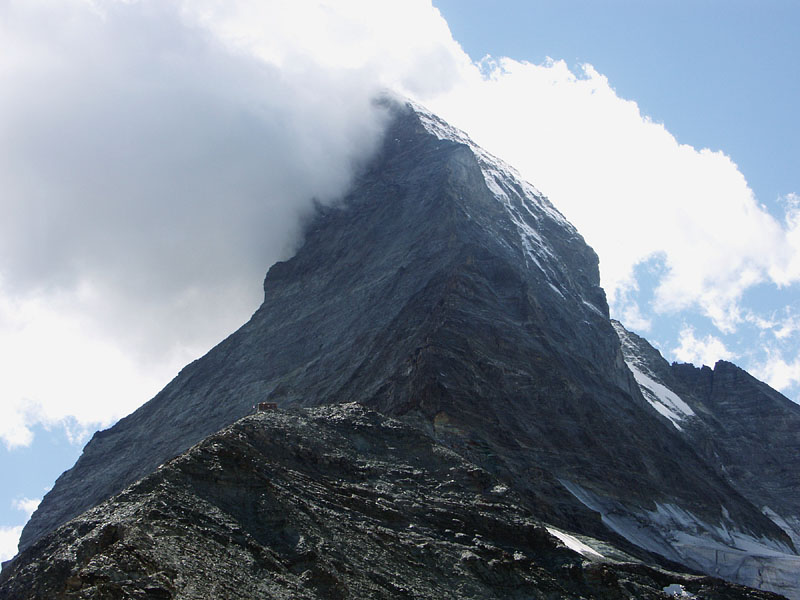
[
  {"left": 611, "top": 321, "right": 647, "bottom": 369},
  {"left": 560, "top": 480, "right": 800, "bottom": 600},
  {"left": 663, "top": 583, "right": 695, "bottom": 598},
  {"left": 546, "top": 526, "right": 604, "bottom": 559},
  {"left": 582, "top": 299, "right": 605, "bottom": 317},
  {"left": 611, "top": 321, "right": 695, "bottom": 429},
  {"left": 627, "top": 362, "right": 695, "bottom": 429}
]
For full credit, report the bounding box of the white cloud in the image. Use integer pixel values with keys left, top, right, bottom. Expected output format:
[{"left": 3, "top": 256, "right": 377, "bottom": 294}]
[
  {"left": 751, "top": 350, "right": 800, "bottom": 393},
  {"left": 672, "top": 326, "right": 735, "bottom": 368},
  {"left": 0, "top": 290, "right": 184, "bottom": 448},
  {"left": 182, "top": 0, "right": 471, "bottom": 96},
  {"left": 0, "top": 526, "right": 23, "bottom": 562},
  {"left": 12, "top": 498, "right": 41, "bottom": 520},
  {"left": 619, "top": 303, "right": 653, "bottom": 333},
  {"left": 0, "top": 0, "right": 413, "bottom": 446},
  {"left": 777, "top": 193, "right": 800, "bottom": 285},
  {"left": 0, "top": 492, "right": 39, "bottom": 562},
  {"left": 775, "top": 318, "right": 800, "bottom": 340}
]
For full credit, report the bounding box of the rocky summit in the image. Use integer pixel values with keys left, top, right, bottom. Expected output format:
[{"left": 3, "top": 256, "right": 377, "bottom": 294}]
[{"left": 5, "top": 99, "right": 800, "bottom": 599}]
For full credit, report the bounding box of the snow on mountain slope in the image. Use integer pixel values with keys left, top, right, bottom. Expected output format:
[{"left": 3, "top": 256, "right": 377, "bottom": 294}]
[
  {"left": 611, "top": 319, "right": 800, "bottom": 598},
  {"left": 561, "top": 479, "right": 800, "bottom": 600},
  {"left": 612, "top": 320, "right": 695, "bottom": 429},
  {"left": 628, "top": 364, "right": 696, "bottom": 430}
]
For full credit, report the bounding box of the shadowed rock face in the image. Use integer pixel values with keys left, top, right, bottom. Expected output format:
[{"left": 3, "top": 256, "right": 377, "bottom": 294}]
[
  {"left": 614, "top": 321, "right": 800, "bottom": 598},
  {"left": 0, "top": 404, "right": 786, "bottom": 600},
  {"left": 615, "top": 322, "right": 800, "bottom": 530},
  {"left": 13, "top": 101, "right": 800, "bottom": 598}
]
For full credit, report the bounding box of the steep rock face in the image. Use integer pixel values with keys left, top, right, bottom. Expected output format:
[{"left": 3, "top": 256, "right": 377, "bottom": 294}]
[
  {"left": 672, "top": 359, "right": 800, "bottom": 534},
  {"left": 1, "top": 404, "right": 785, "bottom": 600},
  {"left": 614, "top": 320, "right": 800, "bottom": 598},
  {"left": 17, "top": 101, "right": 799, "bottom": 597}
]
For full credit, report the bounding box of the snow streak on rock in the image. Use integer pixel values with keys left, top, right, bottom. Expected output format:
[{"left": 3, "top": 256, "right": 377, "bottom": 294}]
[
  {"left": 545, "top": 527, "right": 604, "bottom": 560},
  {"left": 412, "top": 102, "right": 574, "bottom": 274},
  {"left": 612, "top": 321, "right": 695, "bottom": 430},
  {"left": 628, "top": 365, "right": 695, "bottom": 430}
]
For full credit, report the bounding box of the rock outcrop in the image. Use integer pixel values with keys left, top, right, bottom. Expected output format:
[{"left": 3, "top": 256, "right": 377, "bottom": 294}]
[{"left": 1, "top": 404, "right": 786, "bottom": 600}]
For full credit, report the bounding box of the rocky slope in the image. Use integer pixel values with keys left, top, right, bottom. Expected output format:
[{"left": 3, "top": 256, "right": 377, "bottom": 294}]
[
  {"left": 13, "top": 100, "right": 800, "bottom": 598},
  {"left": 1, "top": 404, "right": 785, "bottom": 599}
]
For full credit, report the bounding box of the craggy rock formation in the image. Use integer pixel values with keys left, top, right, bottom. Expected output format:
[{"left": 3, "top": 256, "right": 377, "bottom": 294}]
[
  {"left": 1, "top": 405, "right": 786, "bottom": 599},
  {"left": 10, "top": 100, "right": 800, "bottom": 598}
]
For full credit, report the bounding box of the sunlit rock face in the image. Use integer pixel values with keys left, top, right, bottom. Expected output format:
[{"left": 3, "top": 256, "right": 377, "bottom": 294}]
[{"left": 12, "top": 100, "right": 800, "bottom": 598}]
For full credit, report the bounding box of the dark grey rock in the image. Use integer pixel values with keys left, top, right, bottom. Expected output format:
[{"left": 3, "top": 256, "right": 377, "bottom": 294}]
[
  {"left": 615, "top": 320, "right": 800, "bottom": 534},
  {"left": 1, "top": 404, "right": 785, "bottom": 600},
  {"left": 614, "top": 320, "right": 800, "bottom": 597}
]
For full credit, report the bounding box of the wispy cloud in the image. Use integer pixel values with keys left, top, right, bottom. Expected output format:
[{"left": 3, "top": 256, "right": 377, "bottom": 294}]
[
  {"left": 0, "top": 492, "right": 35, "bottom": 561},
  {"left": 751, "top": 348, "right": 800, "bottom": 393},
  {"left": 12, "top": 497, "right": 40, "bottom": 520}
]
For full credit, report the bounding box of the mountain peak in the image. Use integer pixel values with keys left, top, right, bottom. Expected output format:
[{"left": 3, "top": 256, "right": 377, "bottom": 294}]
[{"left": 10, "top": 103, "right": 800, "bottom": 599}]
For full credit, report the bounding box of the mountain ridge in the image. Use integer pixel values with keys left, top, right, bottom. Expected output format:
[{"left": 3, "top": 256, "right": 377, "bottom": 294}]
[
  {"left": 1, "top": 404, "right": 787, "bottom": 599},
  {"left": 613, "top": 320, "right": 800, "bottom": 595}
]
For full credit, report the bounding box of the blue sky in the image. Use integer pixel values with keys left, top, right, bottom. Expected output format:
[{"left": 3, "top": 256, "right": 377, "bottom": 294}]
[{"left": 1, "top": 0, "right": 798, "bottom": 561}]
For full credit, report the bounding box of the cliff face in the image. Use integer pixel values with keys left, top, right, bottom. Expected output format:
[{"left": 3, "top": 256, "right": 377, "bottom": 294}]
[
  {"left": 0, "top": 404, "right": 785, "bottom": 600},
  {"left": 14, "top": 101, "right": 800, "bottom": 598}
]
